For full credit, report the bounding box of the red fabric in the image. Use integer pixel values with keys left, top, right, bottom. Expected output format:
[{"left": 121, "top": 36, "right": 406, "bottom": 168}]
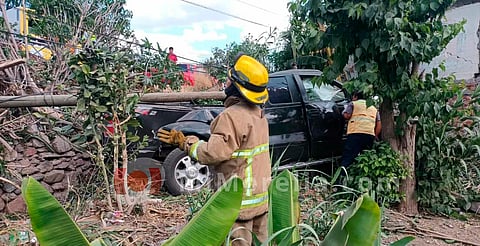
[
  {"left": 168, "top": 53, "right": 177, "bottom": 64},
  {"left": 183, "top": 71, "right": 195, "bottom": 86}
]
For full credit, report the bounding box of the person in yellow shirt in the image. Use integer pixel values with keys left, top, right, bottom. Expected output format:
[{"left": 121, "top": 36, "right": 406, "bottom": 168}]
[{"left": 341, "top": 91, "right": 382, "bottom": 168}]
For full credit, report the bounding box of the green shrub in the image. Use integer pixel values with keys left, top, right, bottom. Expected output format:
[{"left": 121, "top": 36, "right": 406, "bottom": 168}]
[
  {"left": 414, "top": 71, "right": 480, "bottom": 214},
  {"left": 186, "top": 188, "right": 213, "bottom": 221},
  {"left": 348, "top": 142, "right": 408, "bottom": 206},
  {"left": 301, "top": 168, "right": 360, "bottom": 238},
  {"left": 416, "top": 92, "right": 480, "bottom": 214}
]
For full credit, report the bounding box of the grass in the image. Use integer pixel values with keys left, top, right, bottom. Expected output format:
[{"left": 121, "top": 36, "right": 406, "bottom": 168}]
[{"left": 295, "top": 168, "right": 360, "bottom": 239}]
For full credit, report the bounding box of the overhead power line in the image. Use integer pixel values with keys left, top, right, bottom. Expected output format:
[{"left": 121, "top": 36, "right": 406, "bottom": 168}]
[
  {"left": 233, "top": 0, "right": 282, "bottom": 16},
  {"left": 178, "top": 0, "right": 269, "bottom": 28},
  {"left": 0, "top": 27, "right": 226, "bottom": 72},
  {"left": 0, "top": 3, "right": 224, "bottom": 69}
]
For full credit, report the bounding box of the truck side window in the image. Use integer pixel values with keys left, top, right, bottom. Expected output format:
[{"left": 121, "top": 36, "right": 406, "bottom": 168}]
[{"left": 268, "top": 77, "right": 292, "bottom": 104}]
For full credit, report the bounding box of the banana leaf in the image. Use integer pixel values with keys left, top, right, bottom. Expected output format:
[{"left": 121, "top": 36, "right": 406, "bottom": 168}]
[
  {"left": 21, "top": 177, "right": 90, "bottom": 246},
  {"left": 321, "top": 194, "right": 381, "bottom": 246},
  {"left": 163, "top": 177, "right": 243, "bottom": 246},
  {"left": 268, "top": 170, "right": 300, "bottom": 245}
]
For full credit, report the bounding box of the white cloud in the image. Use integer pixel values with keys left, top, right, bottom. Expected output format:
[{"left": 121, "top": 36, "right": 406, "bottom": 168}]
[
  {"left": 183, "top": 23, "right": 228, "bottom": 42},
  {"left": 125, "top": 0, "right": 292, "bottom": 63},
  {"left": 133, "top": 30, "right": 212, "bottom": 63}
]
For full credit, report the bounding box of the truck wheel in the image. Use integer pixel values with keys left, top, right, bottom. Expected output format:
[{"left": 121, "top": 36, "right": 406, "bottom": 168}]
[{"left": 163, "top": 148, "right": 211, "bottom": 195}]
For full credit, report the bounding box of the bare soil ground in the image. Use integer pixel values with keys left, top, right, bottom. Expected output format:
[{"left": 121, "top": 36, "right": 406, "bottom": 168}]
[
  {"left": 1, "top": 191, "right": 479, "bottom": 246},
  {"left": 383, "top": 210, "right": 480, "bottom": 246},
  {"left": 0, "top": 193, "right": 189, "bottom": 245}
]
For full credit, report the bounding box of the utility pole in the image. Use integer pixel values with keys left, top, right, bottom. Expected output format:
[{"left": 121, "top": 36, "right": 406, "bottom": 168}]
[
  {"left": 0, "top": 91, "right": 226, "bottom": 108},
  {"left": 22, "top": 0, "right": 28, "bottom": 61}
]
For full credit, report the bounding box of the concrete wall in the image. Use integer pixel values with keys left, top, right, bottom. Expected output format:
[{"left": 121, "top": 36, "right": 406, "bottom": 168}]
[{"left": 426, "top": 3, "right": 480, "bottom": 80}]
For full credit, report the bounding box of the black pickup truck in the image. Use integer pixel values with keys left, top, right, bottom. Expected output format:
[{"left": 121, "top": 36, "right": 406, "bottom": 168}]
[{"left": 134, "top": 69, "right": 349, "bottom": 195}]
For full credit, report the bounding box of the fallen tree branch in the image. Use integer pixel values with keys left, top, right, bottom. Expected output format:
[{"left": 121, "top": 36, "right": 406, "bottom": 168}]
[
  {"left": 388, "top": 226, "right": 480, "bottom": 246},
  {"left": 0, "top": 135, "right": 14, "bottom": 152},
  {"left": 416, "top": 226, "right": 480, "bottom": 246},
  {"left": 426, "top": 234, "right": 480, "bottom": 246},
  {"left": 0, "top": 59, "right": 26, "bottom": 71},
  {"left": 0, "top": 109, "right": 8, "bottom": 116},
  {"left": 0, "top": 177, "right": 21, "bottom": 190},
  {"left": 382, "top": 226, "right": 406, "bottom": 231},
  {"left": 384, "top": 209, "right": 480, "bottom": 245}
]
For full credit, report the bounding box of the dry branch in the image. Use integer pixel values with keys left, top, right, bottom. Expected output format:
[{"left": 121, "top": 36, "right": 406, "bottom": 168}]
[
  {"left": 389, "top": 228, "right": 480, "bottom": 246},
  {"left": 0, "top": 59, "right": 26, "bottom": 71},
  {"left": 384, "top": 210, "right": 480, "bottom": 246},
  {"left": 0, "top": 135, "right": 14, "bottom": 152},
  {"left": 0, "top": 177, "right": 21, "bottom": 190}
]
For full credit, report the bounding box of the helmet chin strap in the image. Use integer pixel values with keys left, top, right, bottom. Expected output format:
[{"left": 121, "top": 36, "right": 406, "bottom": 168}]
[{"left": 224, "top": 83, "right": 242, "bottom": 99}]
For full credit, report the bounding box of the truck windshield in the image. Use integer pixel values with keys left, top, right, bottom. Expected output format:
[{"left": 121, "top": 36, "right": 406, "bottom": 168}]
[{"left": 302, "top": 78, "right": 345, "bottom": 102}]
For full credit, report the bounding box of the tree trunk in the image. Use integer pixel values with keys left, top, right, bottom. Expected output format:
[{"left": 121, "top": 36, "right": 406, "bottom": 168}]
[
  {"left": 381, "top": 98, "right": 418, "bottom": 215},
  {"left": 397, "top": 123, "right": 418, "bottom": 214}
]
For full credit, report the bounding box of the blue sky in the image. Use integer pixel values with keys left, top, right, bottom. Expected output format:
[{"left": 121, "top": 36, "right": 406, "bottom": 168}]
[{"left": 125, "top": 0, "right": 291, "bottom": 63}]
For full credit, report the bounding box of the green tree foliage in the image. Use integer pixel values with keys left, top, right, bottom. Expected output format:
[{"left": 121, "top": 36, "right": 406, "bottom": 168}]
[
  {"left": 291, "top": 0, "right": 464, "bottom": 114},
  {"left": 4, "top": 0, "right": 134, "bottom": 90},
  {"left": 274, "top": 4, "right": 333, "bottom": 71},
  {"left": 22, "top": 176, "right": 242, "bottom": 246},
  {"left": 268, "top": 29, "right": 296, "bottom": 71},
  {"left": 69, "top": 42, "right": 184, "bottom": 209},
  {"left": 203, "top": 33, "right": 271, "bottom": 82},
  {"left": 25, "top": 0, "right": 133, "bottom": 44},
  {"left": 290, "top": 0, "right": 465, "bottom": 213}
]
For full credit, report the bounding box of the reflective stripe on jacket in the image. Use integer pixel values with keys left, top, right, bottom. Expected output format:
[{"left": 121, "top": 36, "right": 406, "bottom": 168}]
[
  {"left": 231, "top": 143, "right": 269, "bottom": 209},
  {"left": 186, "top": 97, "right": 271, "bottom": 220},
  {"left": 347, "top": 100, "right": 377, "bottom": 136}
]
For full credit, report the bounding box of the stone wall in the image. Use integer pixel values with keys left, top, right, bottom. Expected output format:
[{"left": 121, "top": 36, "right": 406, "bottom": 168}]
[{"left": 0, "top": 133, "right": 93, "bottom": 214}]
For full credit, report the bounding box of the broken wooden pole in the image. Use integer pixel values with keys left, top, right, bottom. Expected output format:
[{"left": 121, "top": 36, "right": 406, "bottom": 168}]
[
  {"left": 0, "top": 94, "right": 77, "bottom": 107},
  {"left": 139, "top": 91, "right": 225, "bottom": 103},
  {"left": 0, "top": 91, "right": 226, "bottom": 108}
]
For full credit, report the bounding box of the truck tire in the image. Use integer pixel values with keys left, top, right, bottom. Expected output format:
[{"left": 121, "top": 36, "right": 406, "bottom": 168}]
[{"left": 163, "top": 148, "right": 211, "bottom": 195}]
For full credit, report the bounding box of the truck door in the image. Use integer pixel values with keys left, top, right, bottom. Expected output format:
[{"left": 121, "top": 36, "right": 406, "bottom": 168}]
[
  {"left": 265, "top": 75, "right": 309, "bottom": 165},
  {"left": 296, "top": 75, "right": 348, "bottom": 159}
]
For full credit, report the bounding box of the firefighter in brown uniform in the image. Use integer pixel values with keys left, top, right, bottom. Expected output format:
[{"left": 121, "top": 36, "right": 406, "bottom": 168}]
[{"left": 158, "top": 54, "right": 271, "bottom": 245}]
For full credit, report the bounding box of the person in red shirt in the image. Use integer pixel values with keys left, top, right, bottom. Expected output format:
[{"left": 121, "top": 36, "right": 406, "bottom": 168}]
[{"left": 168, "top": 47, "right": 178, "bottom": 64}]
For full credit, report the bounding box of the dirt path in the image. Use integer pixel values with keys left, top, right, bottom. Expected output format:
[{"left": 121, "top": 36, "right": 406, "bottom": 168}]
[{"left": 383, "top": 210, "right": 480, "bottom": 246}]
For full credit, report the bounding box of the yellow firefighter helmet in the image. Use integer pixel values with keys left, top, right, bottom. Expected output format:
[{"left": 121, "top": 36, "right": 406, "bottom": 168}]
[{"left": 228, "top": 54, "right": 269, "bottom": 105}]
